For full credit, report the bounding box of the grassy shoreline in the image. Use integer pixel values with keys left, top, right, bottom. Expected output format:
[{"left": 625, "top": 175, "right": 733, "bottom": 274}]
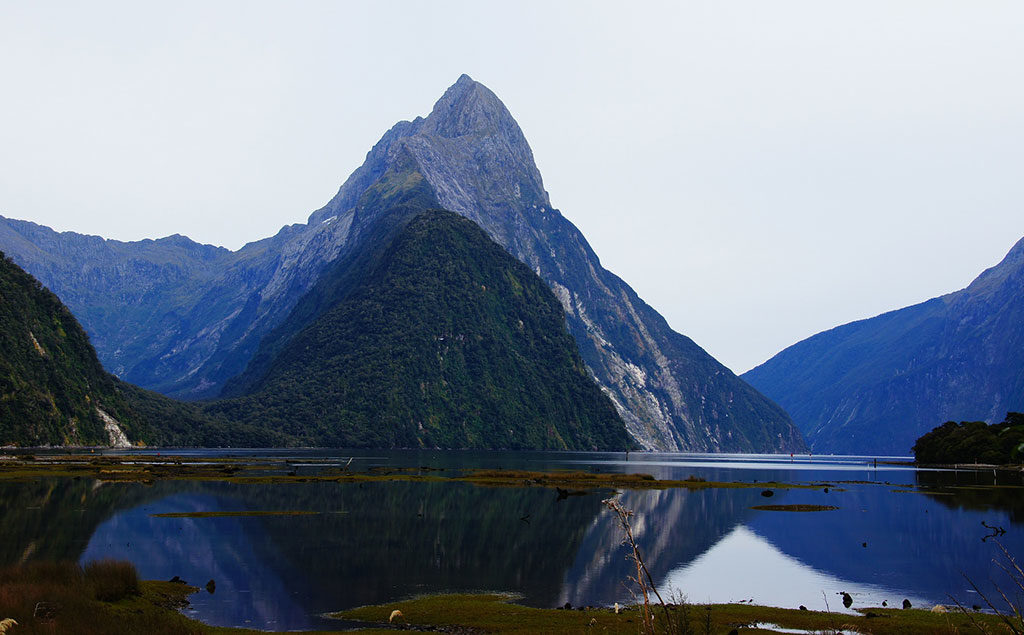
[
  {"left": 0, "top": 454, "right": 828, "bottom": 492},
  {"left": 0, "top": 570, "right": 1012, "bottom": 634}
]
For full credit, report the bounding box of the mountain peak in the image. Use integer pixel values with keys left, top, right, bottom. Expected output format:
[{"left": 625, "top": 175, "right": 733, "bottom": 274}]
[
  {"left": 965, "top": 235, "right": 1024, "bottom": 297},
  {"left": 422, "top": 74, "right": 518, "bottom": 140},
  {"left": 1005, "top": 235, "right": 1024, "bottom": 262}
]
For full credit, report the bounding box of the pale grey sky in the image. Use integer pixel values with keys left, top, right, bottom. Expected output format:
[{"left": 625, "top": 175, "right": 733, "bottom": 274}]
[{"left": 2, "top": 1, "right": 1022, "bottom": 374}]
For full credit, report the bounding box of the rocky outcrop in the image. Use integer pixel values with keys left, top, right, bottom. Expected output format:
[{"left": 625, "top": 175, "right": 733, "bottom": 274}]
[
  {"left": 96, "top": 407, "right": 131, "bottom": 448},
  {"left": 744, "top": 236, "right": 1024, "bottom": 455},
  {"left": 0, "top": 76, "right": 804, "bottom": 451}
]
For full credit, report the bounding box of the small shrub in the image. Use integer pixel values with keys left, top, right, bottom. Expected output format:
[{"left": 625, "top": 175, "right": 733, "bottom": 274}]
[{"left": 84, "top": 559, "right": 139, "bottom": 602}]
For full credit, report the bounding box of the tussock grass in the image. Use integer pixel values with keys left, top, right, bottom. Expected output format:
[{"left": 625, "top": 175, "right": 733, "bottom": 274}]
[
  {"left": 0, "top": 560, "right": 209, "bottom": 634},
  {"left": 83, "top": 559, "right": 139, "bottom": 601},
  {"left": 337, "top": 593, "right": 1018, "bottom": 634}
]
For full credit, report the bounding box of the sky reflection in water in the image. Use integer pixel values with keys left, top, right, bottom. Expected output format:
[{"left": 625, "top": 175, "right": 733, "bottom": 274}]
[{"left": 2, "top": 450, "right": 1019, "bottom": 631}]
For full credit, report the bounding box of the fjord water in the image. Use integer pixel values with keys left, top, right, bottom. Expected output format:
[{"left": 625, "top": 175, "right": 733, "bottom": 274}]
[{"left": 3, "top": 451, "right": 1021, "bottom": 631}]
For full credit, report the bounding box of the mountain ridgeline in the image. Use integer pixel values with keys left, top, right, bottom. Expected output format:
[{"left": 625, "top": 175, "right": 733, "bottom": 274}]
[
  {"left": 744, "top": 236, "right": 1024, "bottom": 455},
  {"left": 214, "top": 210, "right": 631, "bottom": 450},
  {"left": 0, "top": 74, "right": 804, "bottom": 452}
]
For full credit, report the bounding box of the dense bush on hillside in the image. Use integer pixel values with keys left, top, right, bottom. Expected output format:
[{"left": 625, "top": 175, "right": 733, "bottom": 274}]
[
  {"left": 913, "top": 412, "right": 1024, "bottom": 464},
  {"left": 210, "top": 210, "right": 632, "bottom": 450},
  {"left": 0, "top": 250, "right": 294, "bottom": 448},
  {"left": 0, "top": 251, "right": 142, "bottom": 446}
]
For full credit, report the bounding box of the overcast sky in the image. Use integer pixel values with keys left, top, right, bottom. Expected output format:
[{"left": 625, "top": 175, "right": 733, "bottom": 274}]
[{"left": 2, "top": 1, "right": 1022, "bottom": 374}]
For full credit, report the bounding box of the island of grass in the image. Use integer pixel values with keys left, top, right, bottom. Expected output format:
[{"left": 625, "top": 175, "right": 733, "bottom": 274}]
[{"left": 0, "top": 454, "right": 828, "bottom": 493}]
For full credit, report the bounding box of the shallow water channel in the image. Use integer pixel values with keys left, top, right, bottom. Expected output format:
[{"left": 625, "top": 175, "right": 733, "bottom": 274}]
[{"left": 2, "top": 450, "right": 1022, "bottom": 630}]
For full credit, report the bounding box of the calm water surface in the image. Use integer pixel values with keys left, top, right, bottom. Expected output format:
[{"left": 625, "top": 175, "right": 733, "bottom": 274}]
[{"left": 2, "top": 450, "right": 1022, "bottom": 630}]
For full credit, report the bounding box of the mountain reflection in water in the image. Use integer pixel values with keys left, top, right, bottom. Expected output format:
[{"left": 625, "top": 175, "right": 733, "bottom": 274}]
[{"left": 1, "top": 451, "right": 1022, "bottom": 631}]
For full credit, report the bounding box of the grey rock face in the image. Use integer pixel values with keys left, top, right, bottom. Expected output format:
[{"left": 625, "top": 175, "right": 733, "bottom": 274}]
[
  {"left": 0, "top": 75, "right": 804, "bottom": 451},
  {"left": 744, "top": 236, "right": 1024, "bottom": 455}
]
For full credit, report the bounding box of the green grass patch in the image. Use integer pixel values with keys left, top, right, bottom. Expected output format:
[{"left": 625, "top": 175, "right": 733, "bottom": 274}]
[
  {"left": 334, "top": 592, "right": 1015, "bottom": 634},
  {"left": 0, "top": 456, "right": 826, "bottom": 493},
  {"left": 0, "top": 562, "right": 1015, "bottom": 634}
]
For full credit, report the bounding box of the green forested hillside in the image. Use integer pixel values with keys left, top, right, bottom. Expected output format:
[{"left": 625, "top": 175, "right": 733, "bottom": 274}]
[
  {"left": 0, "top": 250, "right": 292, "bottom": 447},
  {"left": 0, "top": 251, "right": 140, "bottom": 445},
  {"left": 913, "top": 413, "right": 1024, "bottom": 464},
  {"left": 211, "top": 210, "right": 632, "bottom": 450}
]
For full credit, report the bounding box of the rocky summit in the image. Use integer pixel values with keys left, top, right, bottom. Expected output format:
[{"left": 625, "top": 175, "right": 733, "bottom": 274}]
[
  {"left": 744, "top": 236, "right": 1024, "bottom": 455},
  {"left": 0, "top": 75, "right": 804, "bottom": 452}
]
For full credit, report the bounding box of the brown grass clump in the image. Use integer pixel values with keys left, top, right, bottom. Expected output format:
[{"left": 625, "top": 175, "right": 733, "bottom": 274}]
[
  {"left": 83, "top": 559, "right": 139, "bottom": 602},
  {"left": 0, "top": 560, "right": 201, "bottom": 634}
]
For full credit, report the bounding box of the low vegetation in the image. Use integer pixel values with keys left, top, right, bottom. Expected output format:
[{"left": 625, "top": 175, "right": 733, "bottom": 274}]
[
  {"left": 337, "top": 592, "right": 1015, "bottom": 634},
  {"left": 0, "top": 562, "right": 1015, "bottom": 635},
  {"left": 0, "top": 560, "right": 205, "bottom": 634}
]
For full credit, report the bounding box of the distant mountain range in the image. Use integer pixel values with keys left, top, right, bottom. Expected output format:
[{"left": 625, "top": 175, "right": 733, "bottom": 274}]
[
  {"left": 0, "top": 75, "right": 803, "bottom": 452},
  {"left": 744, "top": 237, "right": 1024, "bottom": 455}
]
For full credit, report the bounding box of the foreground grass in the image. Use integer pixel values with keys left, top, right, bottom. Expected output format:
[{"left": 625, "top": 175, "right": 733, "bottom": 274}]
[
  {"left": 0, "top": 561, "right": 1014, "bottom": 634},
  {"left": 337, "top": 592, "right": 1016, "bottom": 634},
  {"left": 0, "top": 560, "right": 208, "bottom": 634}
]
